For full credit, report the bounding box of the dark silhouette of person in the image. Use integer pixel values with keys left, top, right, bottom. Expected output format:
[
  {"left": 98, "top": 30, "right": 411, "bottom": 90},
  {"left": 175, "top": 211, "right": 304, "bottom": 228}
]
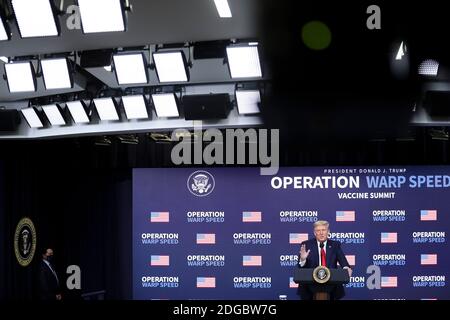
[{"left": 38, "top": 248, "right": 62, "bottom": 300}]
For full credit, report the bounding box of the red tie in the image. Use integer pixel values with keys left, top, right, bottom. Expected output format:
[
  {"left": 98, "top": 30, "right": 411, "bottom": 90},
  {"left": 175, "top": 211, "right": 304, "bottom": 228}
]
[{"left": 320, "top": 245, "right": 327, "bottom": 267}]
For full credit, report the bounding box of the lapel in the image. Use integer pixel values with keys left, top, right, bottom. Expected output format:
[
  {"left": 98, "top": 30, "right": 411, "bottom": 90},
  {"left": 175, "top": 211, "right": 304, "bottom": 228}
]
[
  {"left": 326, "top": 241, "right": 333, "bottom": 267},
  {"left": 310, "top": 240, "right": 319, "bottom": 267}
]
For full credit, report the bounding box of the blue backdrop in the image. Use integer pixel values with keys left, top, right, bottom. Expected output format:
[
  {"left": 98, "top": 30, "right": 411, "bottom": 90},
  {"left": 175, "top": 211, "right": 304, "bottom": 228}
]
[{"left": 133, "top": 167, "right": 449, "bottom": 300}]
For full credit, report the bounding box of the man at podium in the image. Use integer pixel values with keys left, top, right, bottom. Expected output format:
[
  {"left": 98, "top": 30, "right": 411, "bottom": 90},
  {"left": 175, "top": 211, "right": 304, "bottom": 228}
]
[{"left": 297, "top": 220, "right": 352, "bottom": 300}]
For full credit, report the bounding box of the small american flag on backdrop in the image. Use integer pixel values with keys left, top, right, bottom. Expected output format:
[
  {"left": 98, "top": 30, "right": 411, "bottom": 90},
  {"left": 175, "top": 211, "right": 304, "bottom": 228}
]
[
  {"left": 150, "top": 255, "right": 170, "bottom": 266},
  {"left": 196, "top": 233, "right": 216, "bottom": 244},
  {"left": 243, "top": 255, "right": 262, "bottom": 266},
  {"left": 150, "top": 211, "right": 170, "bottom": 223},
  {"left": 289, "top": 277, "right": 298, "bottom": 288},
  {"left": 421, "top": 210, "right": 437, "bottom": 221},
  {"left": 289, "top": 233, "right": 308, "bottom": 244},
  {"left": 336, "top": 211, "right": 355, "bottom": 222},
  {"left": 381, "top": 232, "right": 397, "bottom": 243},
  {"left": 381, "top": 276, "right": 398, "bottom": 288},
  {"left": 421, "top": 254, "right": 438, "bottom": 265},
  {"left": 242, "top": 211, "right": 262, "bottom": 222},
  {"left": 196, "top": 277, "right": 216, "bottom": 288}
]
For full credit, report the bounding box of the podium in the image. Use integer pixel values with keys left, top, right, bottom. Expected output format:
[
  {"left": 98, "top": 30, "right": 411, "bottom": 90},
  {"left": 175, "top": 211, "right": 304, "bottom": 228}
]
[{"left": 294, "top": 267, "right": 350, "bottom": 300}]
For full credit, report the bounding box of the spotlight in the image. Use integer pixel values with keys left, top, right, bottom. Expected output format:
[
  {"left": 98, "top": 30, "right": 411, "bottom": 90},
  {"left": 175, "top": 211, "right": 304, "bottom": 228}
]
[
  {"left": 93, "top": 97, "right": 120, "bottom": 121},
  {"left": 77, "top": 0, "right": 126, "bottom": 33},
  {"left": 419, "top": 59, "right": 439, "bottom": 76},
  {"left": 226, "top": 44, "right": 262, "bottom": 79},
  {"left": 95, "top": 135, "right": 112, "bottom": 146},
  {"left": 42, "top": 104, "right": 66, "bottom": 126},
  {"left": 153, "top": 51, "right": 189, "bottom": 83},
  {"left": 213, "top": 0, "right": 232, "bottom": 18},
  {"left": 151, "top": 93, "right": 180, "bottom": 118},
  {"left": 41, "top": 58, "right": 73, "bottom": 90},
  {"left": 11, "top": 0, "right": 59, "bottom": 38},
  {"left": 21, "top": 107, "right": 44, "bottom": 128},
  {"left": 113, "top": 53, "right": 148, "bottom": 85},
  {"left": 66, "top": 101, "right": 90, "bottom": 124},
  {"left": 122, "top": 95, "right": 149, "bottom": 120},
  {"left": 235, "top": 90, "right": 261, "bottom": 115},
  {"left": 4, "top": 61, "right": 36, "bottom": 93}
]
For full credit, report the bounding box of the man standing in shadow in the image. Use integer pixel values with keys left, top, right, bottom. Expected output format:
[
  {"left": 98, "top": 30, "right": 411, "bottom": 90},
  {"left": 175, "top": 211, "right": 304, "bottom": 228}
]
[{"left": 38, "top": 248, "right": 62, "bottom": 301}]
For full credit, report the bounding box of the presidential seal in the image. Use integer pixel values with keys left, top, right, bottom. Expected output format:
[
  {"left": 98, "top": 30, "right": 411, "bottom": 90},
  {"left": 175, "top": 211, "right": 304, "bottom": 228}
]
[
  {"left": 313, "top": 266, "right": 331, "bottom": 284},
  {"left": 187, "top": 171, "right": 215, "bottom": 197},
  {"left": 14, "top": 217, "right": 37, "bottom": 267}
]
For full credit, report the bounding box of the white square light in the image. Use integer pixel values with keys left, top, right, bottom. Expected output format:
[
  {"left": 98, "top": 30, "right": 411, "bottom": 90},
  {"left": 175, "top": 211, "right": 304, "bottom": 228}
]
[
  {"left": 226, "top": 45, "right": 262, "bottom": 78},
  {"left": 78, "top": 0, "right": 125, "bottom": 33},
  {"left": 42, "top": 104, "right": 66, "bottom": 126},
  {"left": 66, "top": 101, "right": 90, "bottom": 124},
  {"left": 152, "top": 93, "right": 179, "bottom": 118},
  {"left": 113, "top": 53, "right": 148, "bottom": 85},
  {"left": 236, "top": 90, "right": 261, "bottom": 115},
  {"left": 122, "top": 95, "right": 149, "bottom": 120},
  {"left": 94, "top": 98, "right": 120, "bottom": 121},
  {"left": 419, "top": 59, "right": 439, "bottom": 76},
  {"left": 153, "top": 51, "right": 188, "bottom": 83},
  {"left": 5, "top": 62, "right": 36, "bottom": 93},
  {"left": 11, "top": 0, "right": 59, "bottom": 38},
  {"left": 41, "top": 58, "right": 72, "bottom": 90},
  {"left": 0, "top": 17, "right": 9, "bottom": 41},
  {"left": 213, "top": 0, "right": 232, "bottom": 18},
  {"left": 21, "top": 108, "right": 44, "bottom": 128}
]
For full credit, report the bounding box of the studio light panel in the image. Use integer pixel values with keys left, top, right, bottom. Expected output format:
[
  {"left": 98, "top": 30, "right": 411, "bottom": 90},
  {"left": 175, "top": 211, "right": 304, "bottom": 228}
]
[
  {"left": 11, "top": 0, "right": 59, "bottom": 38},
  {"left": 66, "top": 101, "right": 90, "bottom": 124},
  {"left": 113, "top": 53, "right": 148, "bottom": 85},
  {"left": 77, "top": 0, "right": 126, "bottom": 33},
  {"left": 41, "top": 58, "right": 72, "bottom": 90},
  {"left": 236, "top": 90, "right": 261, "bottom": 115},
  {"left": 21, "top": 108, "right": 44, "bottom": 128},
  {"left": 153, "top": 51, "right": 188, "bottom": 83},
  {"left": 152, "top": 93, "right": 179, "bottom": 118},
  {"left": 0, "top": 17, "right": 8, "bottom": 41},
  {"left": 94, "top": 98, "right": 120, "bottom": 121},
  {"left": 226, "top": 45, "right": 262, "bottom": 79},
  {"left": 214, "top": 0, "right": 232, "bottom": 18},
  {"left": 4, "top": 62, "right": 36, "bottom": 93},
  {"left": 122, "top": 95, "right": 149, "bottom": 120},
  {"left": 42, "top": 104, "right": 66, "bottom": 126}
]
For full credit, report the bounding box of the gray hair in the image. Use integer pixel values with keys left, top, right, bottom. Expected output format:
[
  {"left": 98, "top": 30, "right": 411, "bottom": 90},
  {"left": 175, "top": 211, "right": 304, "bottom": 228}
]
[{"left": 313, "top": 220, "right": 329, "bottom": 229}]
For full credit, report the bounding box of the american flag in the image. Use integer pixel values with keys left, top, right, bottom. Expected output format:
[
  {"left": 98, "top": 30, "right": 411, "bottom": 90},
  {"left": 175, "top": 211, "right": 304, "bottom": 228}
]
[
  {"left": 150, "top": 255, "right": 170, "bottom": 266},
  {"left": 196, "top": 233, "right": 216, "bottom": 244},
  {"left": 381, "top": 276, "right": 398, "bottom": 288},
  {"left": 289, "top": 277, "right": 298, "bottom": 288},
  {"left": 150, "top": 211, "right": 170, "bottom": 223},
  {"left": 421, "top": 210, "right": 437, "bottom": 221},
  {"left": 346, "top": 255, "right": 356, "bottom": 266},
  {"left": 421, "top": 254, "right": 438, "bottom": 265},
  {"left": 242, "top": 211, "right": 262, "bottom": 222},
  {"left": 196, "top": 277, "right": 216, "bottom": 288},
  {"left": 336, "top": 211, "right": 355, "bottom": 222},
  {"left": 381, "top": 232, "right": 397, "bottom": 243},
  {"left": 243, "top": 255, "right": 262, "bottom": 266},
  {"left": 289, "top": 233, "right": 308, "bottom": 244}
]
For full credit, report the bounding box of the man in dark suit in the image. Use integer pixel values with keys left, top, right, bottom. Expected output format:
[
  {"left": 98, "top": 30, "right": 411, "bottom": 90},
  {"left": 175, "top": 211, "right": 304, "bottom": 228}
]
[
  {"left": 38, "top": 248, "right": 62, "bottom": 301},
  {"left": 297, "top": 220, "right": 352, "bottom": 300}
]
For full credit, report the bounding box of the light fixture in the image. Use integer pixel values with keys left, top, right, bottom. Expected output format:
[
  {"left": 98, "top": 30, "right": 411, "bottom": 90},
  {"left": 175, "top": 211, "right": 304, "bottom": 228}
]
[
  {"left": 66, "top": 101, "right": 90, "bottom": 124},
  {"left": 122, "top": 95, "right": 149, "bottom": 120},
  {"left": 113, "top": 53, "right": 148, "bottom": 85},
  {"left": 0, "top": 56, "right": 9, "bottom": 63},
  {"left": 117, "top": 134, "right": 139, "bottom": 145},
  {"left": 153, "top": 51, "right": 189, "bottom": 83},
  {"left": 395, "top": 42, "right": 406, "bottom": 61},
  {"left": 21, "top": 107, "right": 44, "bottom": 128},
  {"left": 151, "top": 93, "right": 179, "bottom": 118},
  {"left": 42, "top": 104, "right": 66, "bottom": 126},
  {"left": 4, "top": 62, "right": 36, "bottom": 93},
  {"left": 213, "top": 0, "right": 232, "bottom": 18},
  {"left": 419, "top": 59, "right": 439, "bottom": 76},
  {"left": 0, "top": 15, "right": 10, "bottom": 41},
  {"left": 41, "top": 58, "right": 73, "bottom": 90},
  {"left": 77, "top": 0, "right": 126, "bottom": 33},
  {"left": 11, "top": 0, "right": 59, "bottom": 38},
  {"left": 226, "top": 44, "right": 262, "bottom": 79},
  {"left": 93, "top": 97, "right": 120, "bottom": 121},
  {"left": 235, "top": 90, "right": 261, "bottom": 115}
]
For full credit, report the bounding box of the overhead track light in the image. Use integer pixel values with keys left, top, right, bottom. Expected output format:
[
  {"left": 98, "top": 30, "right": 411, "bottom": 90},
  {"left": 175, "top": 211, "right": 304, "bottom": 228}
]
[
  {"left": 4, "top": 61, "right": 36, "bottom": 93},
  {"left": 151, "top": 93, "right": 180, "bottom": 118},
  {"left": 21, "top": 107, "right": 44, "bottom": 128},
  {"left": 11, "top": 0, "right": 59, "bottom": 38},
  {"left": 41, "top": 58, "right": 73, "bottom": 90},
  {"left": 66, "top": 101, "right": 90, "bottom": 124},
  {"left": 226, "top": 44, "right": 262, "bottom": 79},
  {"left": 77, "top": 0, "right": 126, "bottom": 33},
  {"left": 93, "top": 97, "right": 120, "bottom": 121},
  {"left": 122, "top": 95, "right": 149, "bottom": 120},
  {"left": 113, "top": 53, "right": 148, "bottom": 85},
  {"left": 42, "top": 104, "right": 66, "bottom": 126},
  {"left": 153, "top": 51, "right": 189, "bottom": 83}
]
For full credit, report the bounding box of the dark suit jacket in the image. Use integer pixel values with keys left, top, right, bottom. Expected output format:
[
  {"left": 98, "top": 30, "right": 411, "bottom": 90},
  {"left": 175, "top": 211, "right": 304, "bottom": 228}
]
[
  {"left": 38, "top": 260, "right": 60, "bottom": 301},
  {"left": 296, "top": 239, "right": 350, "bottom": 300}
]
